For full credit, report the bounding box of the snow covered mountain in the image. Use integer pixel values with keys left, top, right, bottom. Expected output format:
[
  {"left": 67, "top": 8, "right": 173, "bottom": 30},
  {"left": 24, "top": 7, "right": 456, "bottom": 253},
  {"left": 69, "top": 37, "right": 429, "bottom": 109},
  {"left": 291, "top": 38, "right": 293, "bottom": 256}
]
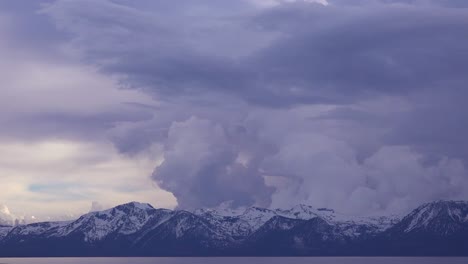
[
  {"left": 363, "top": 200, "right": 468, "bottom": 256},
  {"left": 393, "top": 200, "right": 468, "bottom": 235},
  {"left": 193, "top": 204, "right": 399, "bottom": 240},
  {"left": 0, "top": 201, "right": 466, "bottom": 256}
]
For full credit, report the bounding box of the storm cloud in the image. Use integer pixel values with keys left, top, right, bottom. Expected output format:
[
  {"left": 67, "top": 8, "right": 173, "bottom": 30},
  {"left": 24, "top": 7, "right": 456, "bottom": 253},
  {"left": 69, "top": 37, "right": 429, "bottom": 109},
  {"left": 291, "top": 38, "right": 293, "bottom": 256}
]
[
  {"left": 152, "top": 117, "right": 274, "bottom": 209},
  {"left": 1, "top": 0, "right": 468, "bottom": 216}
]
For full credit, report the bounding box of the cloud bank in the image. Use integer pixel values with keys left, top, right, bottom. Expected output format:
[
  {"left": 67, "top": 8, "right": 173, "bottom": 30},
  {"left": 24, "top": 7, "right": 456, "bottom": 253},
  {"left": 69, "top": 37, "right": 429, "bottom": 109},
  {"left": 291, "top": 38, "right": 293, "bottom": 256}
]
[{"left": 1, "top": 0, "right": 468, "bottom": 216}]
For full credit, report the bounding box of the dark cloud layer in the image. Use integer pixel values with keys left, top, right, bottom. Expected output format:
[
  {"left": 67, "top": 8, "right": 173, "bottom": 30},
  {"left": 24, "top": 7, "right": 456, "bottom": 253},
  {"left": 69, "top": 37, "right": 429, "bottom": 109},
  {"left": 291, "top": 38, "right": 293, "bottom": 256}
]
[
  {"left": 41, "top": 0, "right": 468, "bottom": 107},
  {"left": 2, "top": 0, "right": 468, "bottom": 214}
]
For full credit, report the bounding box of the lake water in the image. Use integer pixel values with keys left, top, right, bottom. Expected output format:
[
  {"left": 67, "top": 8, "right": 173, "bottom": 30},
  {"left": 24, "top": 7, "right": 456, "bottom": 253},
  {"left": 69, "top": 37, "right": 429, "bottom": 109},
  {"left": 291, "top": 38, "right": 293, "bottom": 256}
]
[{"left": 0, "top": 258, "right": 467, "bottom": 264}]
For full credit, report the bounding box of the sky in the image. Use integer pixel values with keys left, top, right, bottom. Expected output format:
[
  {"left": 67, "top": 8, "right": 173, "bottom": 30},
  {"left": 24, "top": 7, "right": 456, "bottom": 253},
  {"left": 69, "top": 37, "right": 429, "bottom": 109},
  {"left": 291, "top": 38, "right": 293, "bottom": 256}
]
[{"left": 1, "top": 0, "right": 468, "bottom": 219}]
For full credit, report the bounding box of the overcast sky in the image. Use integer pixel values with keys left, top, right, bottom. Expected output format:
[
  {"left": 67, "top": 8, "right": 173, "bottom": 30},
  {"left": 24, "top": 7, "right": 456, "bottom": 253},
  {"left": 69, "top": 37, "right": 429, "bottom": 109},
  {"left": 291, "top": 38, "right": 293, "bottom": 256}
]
[{"left": 1, "top": 0, "right": 468, "bottom": 218}]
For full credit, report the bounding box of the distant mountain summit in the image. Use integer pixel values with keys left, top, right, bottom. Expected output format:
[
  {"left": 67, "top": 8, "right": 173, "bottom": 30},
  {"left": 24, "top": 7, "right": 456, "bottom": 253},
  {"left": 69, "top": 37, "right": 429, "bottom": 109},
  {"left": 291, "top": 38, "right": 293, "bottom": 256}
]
[
  {"left": 0, "top": 200, "right": 467, "bottom": 256},
  {"left": 394, "top": 200, "right": 468, "bottom": 235},
  {"left": 365, "top": 200, "right": 468, "bottom": 256}
]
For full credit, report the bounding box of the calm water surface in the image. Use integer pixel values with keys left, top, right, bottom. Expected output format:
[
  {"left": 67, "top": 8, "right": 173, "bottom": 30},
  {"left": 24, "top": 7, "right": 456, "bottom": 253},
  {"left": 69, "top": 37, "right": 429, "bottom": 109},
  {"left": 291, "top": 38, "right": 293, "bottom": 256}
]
[{"left": 0, "top": 258, "right": 466, "bottom": 264}]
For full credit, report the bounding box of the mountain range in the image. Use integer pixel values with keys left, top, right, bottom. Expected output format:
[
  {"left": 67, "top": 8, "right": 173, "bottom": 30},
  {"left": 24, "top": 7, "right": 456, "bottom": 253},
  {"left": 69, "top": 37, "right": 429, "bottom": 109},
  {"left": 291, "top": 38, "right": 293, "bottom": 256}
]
[{"left": 0, "top": 200, "right": 467, "bottom": 256}]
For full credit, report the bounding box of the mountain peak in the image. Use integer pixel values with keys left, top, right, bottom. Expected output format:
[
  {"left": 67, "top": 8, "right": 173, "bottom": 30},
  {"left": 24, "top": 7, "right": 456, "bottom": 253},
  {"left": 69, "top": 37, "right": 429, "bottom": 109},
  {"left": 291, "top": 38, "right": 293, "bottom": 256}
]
[
  {"left": 414, "top": 200, "right": 468, "bottom": 219},
  {"left": 116, "top": 201, "right": 154, "bottom": 211},
  {"left": 420, "top": 200, "right": 468, "bottom": 208},
  {"left": 397, "top": 200, "right": 468, "bottom": 234}
]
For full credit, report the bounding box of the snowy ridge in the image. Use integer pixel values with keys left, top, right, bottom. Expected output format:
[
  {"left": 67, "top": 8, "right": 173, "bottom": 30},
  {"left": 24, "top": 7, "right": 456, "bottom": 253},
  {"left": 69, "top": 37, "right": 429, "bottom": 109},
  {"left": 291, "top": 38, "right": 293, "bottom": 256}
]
[
  {"left": 54, "top": 202, "right": 156, "bottom": 242},
  {"left": 275, "top": 205, "right": 400, "bottom": 237},
  {"left": 400, "top": 200, "right": 468, "bottom": 233},
  {"left": 194, "top": 203, "right": 400, "bottom": 238},
  {"left": 193, "top": 207, "right": 277, "bottom": 238},
  {"left": 0, "top": 200, "right": 467, "bottom": 257},
  {"left": 276, "top": 204, "right": 324, "bottom": 220},
  {"left": 7, "top": 221, "right": 70, "bottom": 238},
  {"left": 0, "top": 225, "right": 12, "bottom": 240}
]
